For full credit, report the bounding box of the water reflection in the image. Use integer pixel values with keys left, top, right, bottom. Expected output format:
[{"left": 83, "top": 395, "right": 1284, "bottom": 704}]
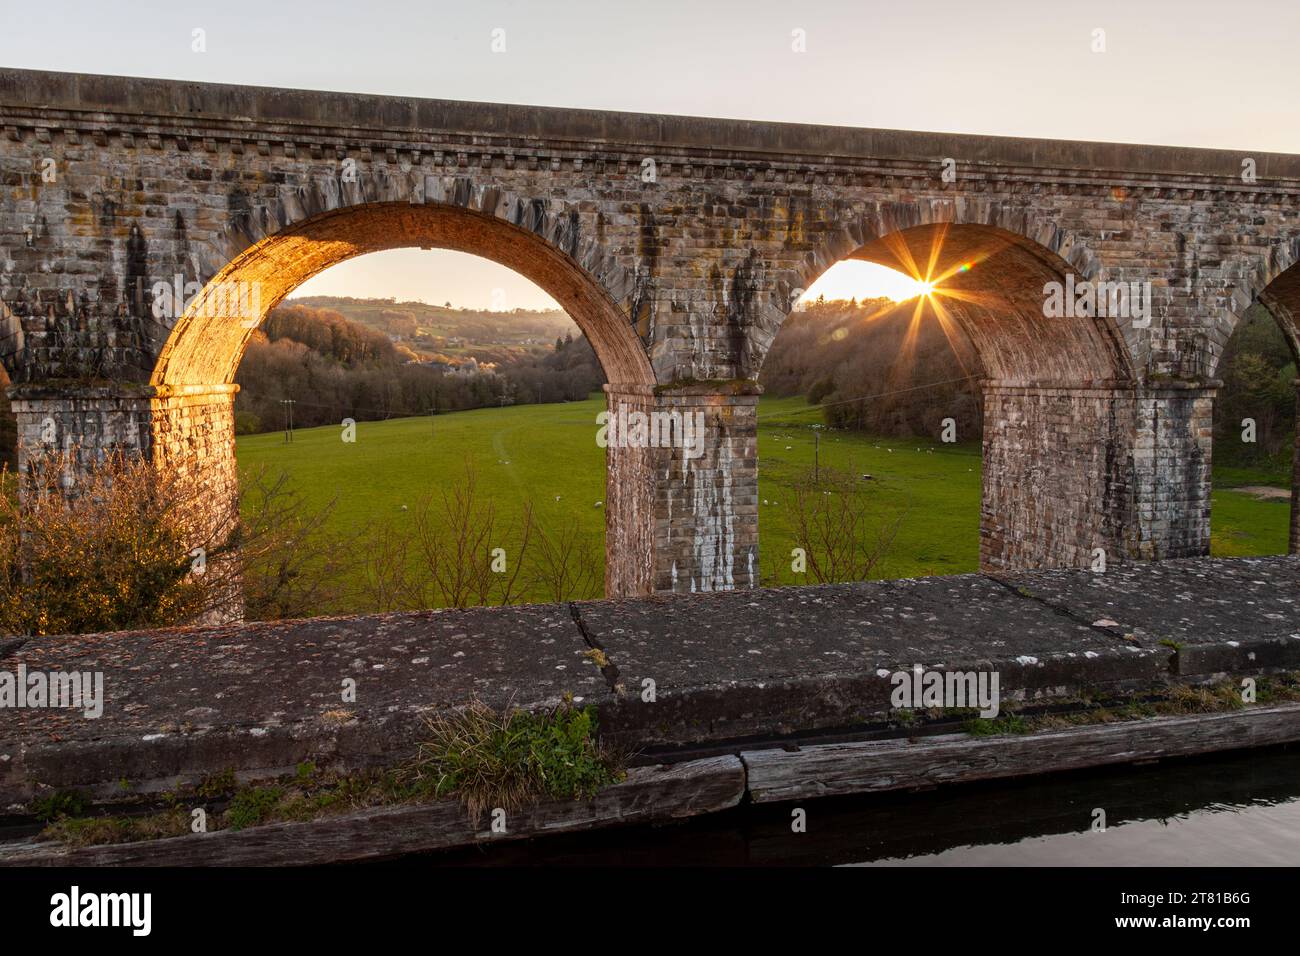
[
  {"left": 860, "top": 801, "right": 1300, "bottom": 866},
  {"left": 408, "top": 745, "right": 1300, "bottom": 866}
]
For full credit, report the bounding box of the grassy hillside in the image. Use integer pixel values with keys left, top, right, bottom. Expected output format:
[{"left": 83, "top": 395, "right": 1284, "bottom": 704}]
[
  {"left": 239, "top": 398, "right": 608, "bottom": 563},
  {"left": 287, "top": 295, "right": 579, "bottom": 366},
  {"left": 1208, "top": 459, "right": 1293, "bottom": 557},
  {"left": 237, "top": 394, "right": 1291, "bottom": 611}
]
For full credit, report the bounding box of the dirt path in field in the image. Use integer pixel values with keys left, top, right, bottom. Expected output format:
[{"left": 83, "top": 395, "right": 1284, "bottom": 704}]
[
  {"left": 1231, "top": 485, "right": 1291, "bottom": 500},
  {"left": 491, "top": 423, "right": 529, "bottom": 497}
]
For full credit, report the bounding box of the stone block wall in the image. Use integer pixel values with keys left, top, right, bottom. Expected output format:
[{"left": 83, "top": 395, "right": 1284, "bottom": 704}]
[
  {"left": 981, "top": 383, "right": 1136, "bottom": 569},
  {"left": 650, "top": 385, "right": 760, "bottom": 592},
  {"left": 5, "top": 68, "right": 1300, "bottom": 391},
  {"left": 8, "top": 385, "right": 152, "bottom": 487},
  {"left": 603, "top": 384, "right": 656, "bottom": 597},
  {"left": 1294, "top": 383, "right": 1300, "bottom": 555},
  {"left": 981, "top": 382, "right": 1220, "bottom": 569},
  {"left": 8, "top": 383, "right": 237, "bottom": 499},
  {"left": 1130, "top": 385, "right": 1216, "bottom": 560},
  {"left": 151, "top": 386, "right": 242, "bottom": 624},
  {"left": 149, "top": 385, "right": 239, "bottom": 506}
]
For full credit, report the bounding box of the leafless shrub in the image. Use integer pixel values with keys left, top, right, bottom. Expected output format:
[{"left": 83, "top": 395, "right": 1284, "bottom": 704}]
[
  {"left": 787, "top": 464, "right": 906, "bottom": 584},
  {"left": 355, "top": 513, "right": 414, "bottom": 614},
  {"left": 357, "top": 462, "right": 603, "bottom": 611},
  {"left": 529, "top": 517, "right": 603, "bottom": 603},
  {"left": 0, "top": 449, "right": 231, "bottom": 636},
  {"left": 238, "top": 467, "right": 359, "bottom": 621},
  {"left": 390, "top": 461, "right": 537, "bottom": 609}
]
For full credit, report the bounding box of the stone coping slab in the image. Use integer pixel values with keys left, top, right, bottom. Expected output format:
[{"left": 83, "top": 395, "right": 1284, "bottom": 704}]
[
  {"left": 998, "top": 556, "right": 1300, "bottom": 676},
  {"left": 1, "top": 603, "right": 606, "bottom": 806},
  {"left": 1, "top": 556, "right": 1296, "bottom": 807},
  {"left": 575, "top": 572, "right": 1165, "bottom": 747}
]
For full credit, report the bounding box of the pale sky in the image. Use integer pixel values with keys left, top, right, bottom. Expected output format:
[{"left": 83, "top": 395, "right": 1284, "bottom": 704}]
[{"left": 5, "top": 0, "right": 1295, "bottom": 309}]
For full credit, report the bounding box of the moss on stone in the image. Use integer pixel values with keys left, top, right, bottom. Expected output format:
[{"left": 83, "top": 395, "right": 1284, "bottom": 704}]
[
  {"left": 961, "top": 672, "right": 1299, "bottom": 737},
  {"left": 36, "top": 701, "right": 626, "bottom": 848}
]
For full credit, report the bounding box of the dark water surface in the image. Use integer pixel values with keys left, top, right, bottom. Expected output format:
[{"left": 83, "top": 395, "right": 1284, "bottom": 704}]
[{"left": 410, "top": 745, "right": 1300, "bottom": 866}]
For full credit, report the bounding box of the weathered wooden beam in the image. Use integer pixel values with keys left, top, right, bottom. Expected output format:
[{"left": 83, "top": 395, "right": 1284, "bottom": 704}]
[
  {"left": 741, "top": 703, "right": 1300, "bottom": 804},
  {"left": 0, "top": 756, "right": 745, "bottom": 867},
  {"left": 6, "top": 705, "right": 1299, "bottom": 865}
]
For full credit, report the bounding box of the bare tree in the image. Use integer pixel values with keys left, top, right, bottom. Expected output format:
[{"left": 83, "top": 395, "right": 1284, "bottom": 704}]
[
  {"left": 356, "top": 513, "right": 415, "bottom": 613},
  {"left": 355, "top": 463, "right": 611, "bottom": 611},
  {"left": 393, "top": 461, "right": 539, "bottom": 610},
  {"left": 408, "top": 465, "right": 493, "bottom": 609},
  {"left": 481, "top": 500, "right": 536, "bottom": 607}
]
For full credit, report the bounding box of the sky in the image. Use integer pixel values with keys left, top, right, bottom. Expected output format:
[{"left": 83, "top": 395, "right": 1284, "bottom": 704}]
[{"left": 5, "top": 0, "right": 1296, "bottom": 309}]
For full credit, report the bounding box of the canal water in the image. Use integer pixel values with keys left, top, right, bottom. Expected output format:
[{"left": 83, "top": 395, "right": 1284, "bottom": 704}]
[{"left": 410, "top": 744, "right": 1300, "bottom": 866}]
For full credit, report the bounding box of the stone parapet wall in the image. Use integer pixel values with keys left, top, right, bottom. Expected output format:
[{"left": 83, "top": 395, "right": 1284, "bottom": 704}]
[{"left": 2, "top": 555, "right": 1295, "bottom": 808}]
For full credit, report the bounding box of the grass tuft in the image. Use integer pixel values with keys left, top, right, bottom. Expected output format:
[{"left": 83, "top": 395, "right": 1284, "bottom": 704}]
[
  {"left": 962, "top": 713, "right": 1031, "bottom": 736},
  {"left": 36, "top": 699, "right": 626, "bottom": 846},
  {"left": 30, "top": 790, "right": 87, "bottom": 823},
  {"left": 962, "top": 674, "right": 1298, "bottom": 738},
  {"left": 224, "top": 785, "right": 285, "bottom": 831},
  {"left": 399, "top": 701, "right": 625, "bottom": 823}
]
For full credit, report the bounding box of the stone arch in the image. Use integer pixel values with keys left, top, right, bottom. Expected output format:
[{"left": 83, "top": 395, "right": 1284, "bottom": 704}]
[
  {"left": 759, "top": 202, "right": 1137, "bottom": 387},
  {"left": 0, "top": 301, "right": 21, "bottom": 469},
  {"left": 754, "top": 212, "right": 1143, "bottom": 571},
  {"left": 149, "top": 191, "right": 660, "bottom": 600},
  {"left": 1213, "top": 236, "right": 1300, "bottom": 378},
  {"left": 1215, "top": 250, "right": 1300, "bottom": 555},
  {"left": 1214, "top": 244, "right": 1300, "bottom": 379},
  {"left": 153, "top": 177, "right": 653, "bottom": 388},
  {"left": 0, "top": 299, "right": 22, "bottom": 381}
]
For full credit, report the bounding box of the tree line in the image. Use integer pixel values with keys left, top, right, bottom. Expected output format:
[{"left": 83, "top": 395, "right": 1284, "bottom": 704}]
[
  {"left": 1212, "top": 305, "right": 1296, "bottom": 466},
  {"left": 761, "top": 297, "right": 1296, "bottom": 467},
  {"left": 232, "top": 304, "right": 605, "bottom": 434},
  {"left": 759, "top": 297, "right": 984, "bottom": 440}
]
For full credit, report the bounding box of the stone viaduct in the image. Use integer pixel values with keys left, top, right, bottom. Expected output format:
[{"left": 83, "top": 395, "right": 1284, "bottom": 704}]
[{"left": 0, "top": 69, "right": 1298, "bottom": 600}]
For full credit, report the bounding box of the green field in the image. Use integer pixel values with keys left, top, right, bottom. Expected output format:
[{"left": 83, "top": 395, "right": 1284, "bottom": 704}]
[
  {"left": 753, "top": 396, "right": 982, "bottom": 582},
  {"left": 1209, "top": 459, "right": 1293, "bottom": 557},
  {"left": 237, "top": 394, "right": 1291, "bottom": 609}
]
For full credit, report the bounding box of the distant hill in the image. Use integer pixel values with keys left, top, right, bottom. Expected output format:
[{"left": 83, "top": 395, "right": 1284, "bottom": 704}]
[
  {"left": 232, "top": 301, "right": 603, "bottom": 435},
  {"left": 286, "top": 295, "right": 580, "bottom": 368},
  {"left": 261, "top": 303, "right": 401, "bottom": 366}
]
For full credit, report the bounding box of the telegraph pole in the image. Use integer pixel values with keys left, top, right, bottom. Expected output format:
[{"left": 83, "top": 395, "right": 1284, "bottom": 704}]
[{"left": 280, "top": 399, "right": 296, "bottom": 443}]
